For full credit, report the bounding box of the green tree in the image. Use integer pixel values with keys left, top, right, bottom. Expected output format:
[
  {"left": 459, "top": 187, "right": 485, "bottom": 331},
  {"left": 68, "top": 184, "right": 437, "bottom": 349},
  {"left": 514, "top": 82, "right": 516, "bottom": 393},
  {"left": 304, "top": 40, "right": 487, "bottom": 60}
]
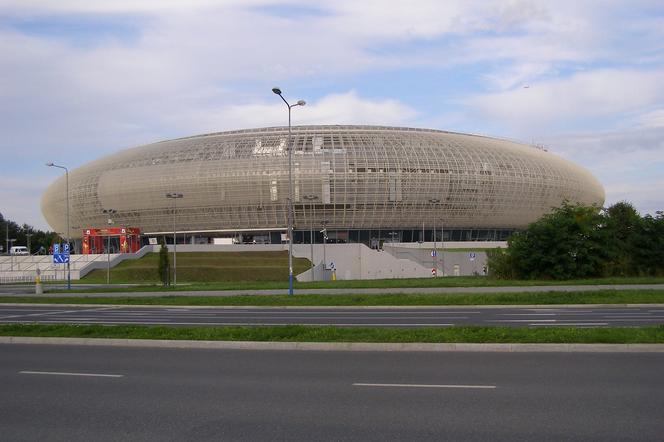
[
  {"left": 1, "top": 213, "right": 58, "bottom": 254},
  {"left": 629, "top": 211, "right": 664, "bottom": 276},
  {"left": 488, "top": 202, "right": 664, "bottom": 280},
  {"left": 489, "top": 202, "right": 608, "bottom": 279},
  {"left": 158, "top": 241, "right": 170, "bottom": 286},
  {"left": 603, "top": 201, "right": 642, "bottom": 276}
]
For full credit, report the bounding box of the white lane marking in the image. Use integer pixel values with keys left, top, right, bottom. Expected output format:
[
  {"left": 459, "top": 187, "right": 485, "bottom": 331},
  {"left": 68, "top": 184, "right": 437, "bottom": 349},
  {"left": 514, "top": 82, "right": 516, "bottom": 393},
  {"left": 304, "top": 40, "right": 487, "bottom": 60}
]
[
  {"left": 490, "top": 319, "right": 556, "bottom": 323},
  {"left": 599, "top": 318, "right": 664, "bottom": 321},
  {"left": 497, "top": 313, "right": 556, "bottom": 316},
  {"left": 353, "top": 383, "right": 496, "bottom": 389},
  {"left": 531, "top": 323, "right": 609, "bottom": 326},
  {"left": 0, "top": 306, "right": 119, "bottom": 320},
  {"left": 602, "top": 313, "right": 653, "bottom": 317},
  {"left": 135, "top": 311, "right": 480, "bottom": 316},
  {"left": 95, "top": 312, "right": 470, "bottom": 318},
  {"left": 19, "top": 371, "right": 123, "bottom": 378}
]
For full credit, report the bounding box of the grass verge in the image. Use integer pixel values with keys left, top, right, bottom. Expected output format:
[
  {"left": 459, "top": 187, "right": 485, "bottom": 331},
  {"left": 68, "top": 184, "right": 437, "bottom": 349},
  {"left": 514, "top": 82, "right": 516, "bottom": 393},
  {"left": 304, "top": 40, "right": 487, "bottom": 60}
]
[
  {"left": 63, "top": 275, "right": 664, "bottom": 292},
  {"left": 1, "top": 324, "right": 663, "bottom": 344},
  {"left": 3, "top": 290, "right": 664, "bottom": 306}
]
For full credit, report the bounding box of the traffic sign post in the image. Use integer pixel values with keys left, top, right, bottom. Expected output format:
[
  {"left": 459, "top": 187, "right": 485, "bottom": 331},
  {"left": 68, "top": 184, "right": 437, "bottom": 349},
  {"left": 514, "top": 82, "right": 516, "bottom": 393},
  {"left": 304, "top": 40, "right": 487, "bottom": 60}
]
[
  {"left": 52, "top": 242, "right": 71, "bottom": 264},
  {"left": 53, "top": 254, "right": 70, "bottom": 264}
]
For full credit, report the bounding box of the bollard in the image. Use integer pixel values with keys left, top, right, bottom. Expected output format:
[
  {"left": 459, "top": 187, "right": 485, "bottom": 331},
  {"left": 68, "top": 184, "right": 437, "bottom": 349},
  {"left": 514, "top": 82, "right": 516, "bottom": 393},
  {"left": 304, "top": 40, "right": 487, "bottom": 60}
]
[{"left": 35, "top": 268, "right": 43, "bottom": 295}]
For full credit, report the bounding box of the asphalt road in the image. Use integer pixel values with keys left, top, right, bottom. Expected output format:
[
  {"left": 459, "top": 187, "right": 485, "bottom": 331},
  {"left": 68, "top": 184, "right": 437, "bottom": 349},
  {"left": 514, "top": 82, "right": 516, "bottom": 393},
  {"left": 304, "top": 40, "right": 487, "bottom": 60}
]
[
  {"left": 2, "top": 304, "right": 664, "bottom": 327},
  {"left": 1, "top": 344, "right": 662, "bottom": 441}
]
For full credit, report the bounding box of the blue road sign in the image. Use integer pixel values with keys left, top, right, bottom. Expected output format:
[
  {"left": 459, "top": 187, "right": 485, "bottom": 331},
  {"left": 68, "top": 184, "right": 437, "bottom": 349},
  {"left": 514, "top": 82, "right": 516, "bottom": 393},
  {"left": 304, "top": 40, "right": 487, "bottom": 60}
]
[
  {"left": 63, "top": 243, "right": 70, "bottom": 254},
  {"left": 431, "top": 250, "right": 437, "bottom": 257},
  {"left": 53, "top": 243, "right": 60, "bottom": 254},
  {"left": 53, "top": 254, "right": 70, "bottom": 264}
]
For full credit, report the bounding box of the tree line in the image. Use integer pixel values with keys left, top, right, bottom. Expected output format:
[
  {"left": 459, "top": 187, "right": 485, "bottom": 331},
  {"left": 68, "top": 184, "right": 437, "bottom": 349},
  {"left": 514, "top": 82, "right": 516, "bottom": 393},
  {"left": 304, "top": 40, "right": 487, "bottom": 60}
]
[
  {"left": 488, "top": 202, "right": 664, "bottom": 279},
  {"left": 1, "top": 212, "right": 59, "bottom": 254}
]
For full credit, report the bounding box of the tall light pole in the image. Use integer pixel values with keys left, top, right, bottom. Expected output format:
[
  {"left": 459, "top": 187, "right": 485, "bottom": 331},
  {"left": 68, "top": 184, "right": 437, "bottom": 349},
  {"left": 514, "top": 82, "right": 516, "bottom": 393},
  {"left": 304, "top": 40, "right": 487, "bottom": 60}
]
[
  {"left": 166, "top": 192, "right": 183, "bottom": 286},
  {"left": 321, "top": 220, "right": 329, "bottom": 275},
  {"left": 272, "top": 87, "right": 306, "bottom": 295},
  {"left": 8, "top": 238, "right": 16, "bottom": 271},
  {"left": 303, "top": 194, "right": 318, "bottom": 281},
  {"left": 429, "top": 198, "right": 440, "bottom": 277},
  {"left": 102, "top": 209, "right": 116, "bottom": 284},
  {"left": 440, "top": 217, "right": 445, "bottom": 277},
  {"left": 46, "top": 162, "right": 71, "bottom": 290},
  {"left": 26, "top": 233, "right": 33, "bottom": 254}
]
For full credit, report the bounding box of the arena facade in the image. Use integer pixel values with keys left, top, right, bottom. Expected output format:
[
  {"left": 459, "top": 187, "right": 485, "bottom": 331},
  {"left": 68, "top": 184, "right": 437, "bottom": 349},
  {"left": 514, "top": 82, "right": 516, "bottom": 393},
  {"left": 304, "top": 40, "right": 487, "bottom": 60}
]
[{"left": 41, "top": 125, "right": 604, "bottom": 246}]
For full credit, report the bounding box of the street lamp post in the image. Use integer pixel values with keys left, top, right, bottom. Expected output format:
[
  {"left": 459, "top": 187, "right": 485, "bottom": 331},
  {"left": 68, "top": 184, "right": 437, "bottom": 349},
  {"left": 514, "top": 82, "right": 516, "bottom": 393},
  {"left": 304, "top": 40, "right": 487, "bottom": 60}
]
[
  {"left": 303, "top": 194, "right": 318, "bottom": 281},
  {"left": 8, "top": 238, "right": 16, "bottom": 271},
  {"left": 102, "top": 209, "right": 116, "bottom": 285},
  {"left": 429, "top": 199, "right": 440, "bottom": 277},
  {"left": 26, "top": 233, "right": 33, "bottom": 254},
  {"left": 440, "top": 218, "right": 445, "bottom": 277},
  {"left": 272, "top": 87, "right": 306, "bottom": 296},
  {"left": 166, "top": 193, "right": 183, "bottom": 286},
  {"left": 46, "top": 162, "right": 71, "bottom": 290},
  {"left": 320, "top": 220, "right": 329, "bottom": 275}
]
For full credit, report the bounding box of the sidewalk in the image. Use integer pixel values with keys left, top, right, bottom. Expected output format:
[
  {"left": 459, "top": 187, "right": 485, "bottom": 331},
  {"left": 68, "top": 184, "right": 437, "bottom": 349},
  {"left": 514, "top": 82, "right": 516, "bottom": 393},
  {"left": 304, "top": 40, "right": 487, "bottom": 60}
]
[{"left": 2, "top": 283, "right": 664, "bottom": 297}]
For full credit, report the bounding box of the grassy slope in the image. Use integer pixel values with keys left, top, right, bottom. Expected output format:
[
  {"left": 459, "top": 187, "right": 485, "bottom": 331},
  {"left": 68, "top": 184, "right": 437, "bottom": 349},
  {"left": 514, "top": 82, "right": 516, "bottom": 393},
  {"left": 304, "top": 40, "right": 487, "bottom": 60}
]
[
  {"left": 82, "top": 251, "right": 310, "bottom": 283},
  {"left": 76, "top": 252, "right": 664, "bottom": 289}
]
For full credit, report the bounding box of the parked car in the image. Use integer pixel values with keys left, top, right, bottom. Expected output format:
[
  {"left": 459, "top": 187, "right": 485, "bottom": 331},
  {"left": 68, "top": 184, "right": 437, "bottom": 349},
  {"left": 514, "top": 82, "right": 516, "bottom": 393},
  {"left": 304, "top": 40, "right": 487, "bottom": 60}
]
[{"left": 10, "top": 246, "right": 29, "bottom": 256}]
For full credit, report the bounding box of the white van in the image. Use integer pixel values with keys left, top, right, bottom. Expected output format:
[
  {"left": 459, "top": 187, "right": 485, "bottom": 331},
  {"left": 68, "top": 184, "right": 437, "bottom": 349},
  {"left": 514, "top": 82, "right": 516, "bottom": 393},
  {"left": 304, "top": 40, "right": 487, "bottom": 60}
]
[{"left": 10, "top": 246, "right": 29, "bottom": 256}]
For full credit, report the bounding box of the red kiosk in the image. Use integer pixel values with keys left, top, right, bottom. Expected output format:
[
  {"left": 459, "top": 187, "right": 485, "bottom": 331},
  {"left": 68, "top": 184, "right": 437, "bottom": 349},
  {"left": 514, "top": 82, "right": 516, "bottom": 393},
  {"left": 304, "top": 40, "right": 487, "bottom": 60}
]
[{"left": 82, "top": 227, "right": 141, "bottom": 254}]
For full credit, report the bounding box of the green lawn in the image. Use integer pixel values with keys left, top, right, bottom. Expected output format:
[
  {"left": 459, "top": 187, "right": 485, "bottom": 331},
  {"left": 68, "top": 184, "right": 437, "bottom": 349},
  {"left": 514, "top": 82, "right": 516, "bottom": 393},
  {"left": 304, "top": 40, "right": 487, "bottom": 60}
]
[
  {"left": 82, "top": 251, "right": 310, "bottom": 283},
  {"left": 75, "top": 251, "right": 664, "bottom": 289},
  {"left": 5, "top": 290, "right": 664, "bottom": 306},
  {"left": 1, "top": 323, "right": 663, "bottom": 344}
]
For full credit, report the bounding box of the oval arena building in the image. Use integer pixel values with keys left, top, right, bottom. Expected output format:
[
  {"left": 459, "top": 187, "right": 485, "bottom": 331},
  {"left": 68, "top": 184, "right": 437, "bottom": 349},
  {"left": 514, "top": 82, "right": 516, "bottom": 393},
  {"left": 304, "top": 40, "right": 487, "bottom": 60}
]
[{"left": 41, "top": 125, "right": 604, "bottom": 245}]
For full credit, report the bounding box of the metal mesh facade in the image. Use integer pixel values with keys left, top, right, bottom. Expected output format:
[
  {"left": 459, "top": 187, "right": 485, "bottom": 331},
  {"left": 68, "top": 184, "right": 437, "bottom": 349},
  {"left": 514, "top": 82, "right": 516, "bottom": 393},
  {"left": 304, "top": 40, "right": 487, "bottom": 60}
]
[{"left": 41, "top": 125, "right": 604, "bottom": 239}]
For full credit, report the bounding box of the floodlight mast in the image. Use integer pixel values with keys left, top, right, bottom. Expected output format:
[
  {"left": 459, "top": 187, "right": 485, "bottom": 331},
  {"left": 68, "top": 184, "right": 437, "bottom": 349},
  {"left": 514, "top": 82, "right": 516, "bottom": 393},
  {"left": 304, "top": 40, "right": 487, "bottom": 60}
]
[{"left": 272, "top": 87, "right": 306, "bottom": 296}]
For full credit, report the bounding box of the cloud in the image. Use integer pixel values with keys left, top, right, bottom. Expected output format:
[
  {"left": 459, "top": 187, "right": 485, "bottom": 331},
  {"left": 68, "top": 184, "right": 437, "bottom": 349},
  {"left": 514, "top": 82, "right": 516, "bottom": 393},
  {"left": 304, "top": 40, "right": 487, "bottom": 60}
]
[
  {"left": 0, "top": 176, "right": 53, "bottom": 230},
  {"left": 542, "top": 127, "right": 664, "bottom": 216},
  {"left": 1, "top": 0, "right": 663, "bottom": 228},
  {"left": 122, "top": 89, "right": 419, "bottom": 142},
  {"left": 637, "top": 109, "right": 664, "bottom": 129},
  {"left": 463, "top": 68, "right": 664, "bottom": 131}
]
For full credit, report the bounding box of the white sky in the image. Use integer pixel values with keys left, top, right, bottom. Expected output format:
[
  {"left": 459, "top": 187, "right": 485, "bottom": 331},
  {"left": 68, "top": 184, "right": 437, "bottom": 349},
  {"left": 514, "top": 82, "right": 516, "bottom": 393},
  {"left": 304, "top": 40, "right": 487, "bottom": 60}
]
[{"left": 1, "top": 0, "right": 663, "bottom": 230}]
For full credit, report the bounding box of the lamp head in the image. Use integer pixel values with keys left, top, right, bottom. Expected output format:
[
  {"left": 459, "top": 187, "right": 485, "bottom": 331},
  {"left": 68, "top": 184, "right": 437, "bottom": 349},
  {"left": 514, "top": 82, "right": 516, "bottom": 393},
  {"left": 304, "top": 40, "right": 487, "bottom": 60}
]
[
  {"left": 272, "top": 87, "right": 282, "bottom": 95},
  {"left": 46, "top": 162, "right": 54, "bottom": 167},
  {"left": 296, "top": 100, "right": 306, "bottom": 106}
]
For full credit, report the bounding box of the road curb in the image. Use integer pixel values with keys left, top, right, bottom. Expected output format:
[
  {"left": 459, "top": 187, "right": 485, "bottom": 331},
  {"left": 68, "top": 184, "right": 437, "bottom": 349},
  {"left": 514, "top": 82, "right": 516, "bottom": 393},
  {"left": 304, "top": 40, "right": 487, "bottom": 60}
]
[{"left": 2, "top": 336, "right": 664, "bottom": 352}]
